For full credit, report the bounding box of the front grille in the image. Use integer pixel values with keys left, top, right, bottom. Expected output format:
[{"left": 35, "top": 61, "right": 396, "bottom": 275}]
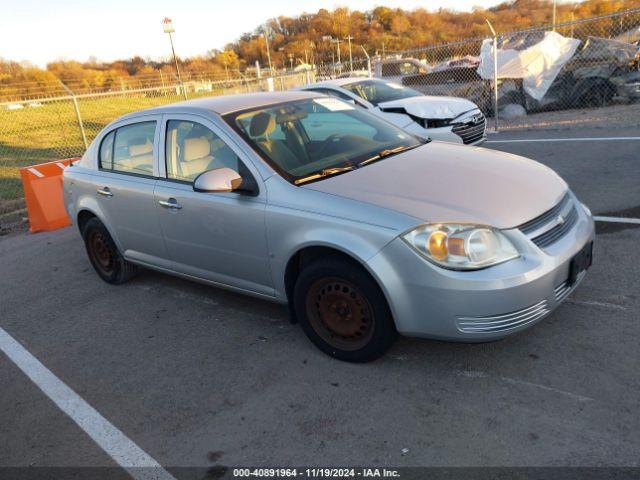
[
  {"left": 531, "top": 206, "right": 578, "bottom": 248},
  {"left": 517, "top": 193, "right": 578, "bottom": 249},
  {"left": 451, "top": 115, "right": 486, "bottom": 144},
  {"left": 519, "top": 193, "right": 571, "bottom": 235},
  {"left": 456, "top": 300, "right": 549, "bottom": 333}
]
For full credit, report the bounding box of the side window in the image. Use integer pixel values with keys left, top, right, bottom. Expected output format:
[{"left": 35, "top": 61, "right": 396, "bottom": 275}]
[
  {"left": 165, "top": 120, "right": 242, "bottom": 182},
  {"left": 99, "top": 131, "right": 115, "bottom": 170},
  {"left": 112, "top": 122, "right": 156, "bottom": 176}
]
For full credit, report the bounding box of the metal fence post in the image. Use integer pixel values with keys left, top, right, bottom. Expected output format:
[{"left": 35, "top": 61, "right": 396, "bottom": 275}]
[
  {"left": 360, "top": 46, "right": 372, "bottom": 78},
  {"left": 486, "top": 19, "right": 500, "bottom": 132},
  {"left": 59, "top": 80, "right": 88, "bottom": 149}
]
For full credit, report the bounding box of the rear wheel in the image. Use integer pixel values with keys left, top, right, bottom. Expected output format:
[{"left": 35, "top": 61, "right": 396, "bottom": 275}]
[
  {"left": 82, "top": 217, "right": 137, "bottom": 284},
  {"left": 293, "top": 256, "right": 397, "bottom": 362}
]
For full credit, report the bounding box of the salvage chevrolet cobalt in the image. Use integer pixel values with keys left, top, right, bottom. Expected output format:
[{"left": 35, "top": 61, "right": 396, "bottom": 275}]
[{"left": 63, "top": 91, "right": 594, "bottom": 362}]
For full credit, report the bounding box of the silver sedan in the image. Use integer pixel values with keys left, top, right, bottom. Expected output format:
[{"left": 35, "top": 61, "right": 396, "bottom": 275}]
[{"left": 63, "top": 91, "right": 594, "bottom": 362}]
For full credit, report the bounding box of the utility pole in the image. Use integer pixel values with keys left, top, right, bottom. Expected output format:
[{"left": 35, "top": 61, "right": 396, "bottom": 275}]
[
  {"left": 332, "top": 38, "right": 342, "bottom": 75},
  {"left": 162, "top": 17, "right": 187, "bottom": 100},
  {"left": 344, "top": 35, "right": 354, "bottom": 71},
  {"left": 552, "top": 0, "right": 557, "bottom": 31},
  {"left": 570, "top": 11, "right": 575, "bottom": 37},
  {"left": 332, "top": 38, "right": 342, "bottom": 64},
  {"left": 263, "top": 30, "right": 274, "bottom": 75}
]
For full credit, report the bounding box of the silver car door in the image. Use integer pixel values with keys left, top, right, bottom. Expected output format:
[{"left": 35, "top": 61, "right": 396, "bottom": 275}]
[
  {"left": 154, "top": 113, "right": 273, "bottom": 297},
  {"left": 92, "top": 115, "right": 168, "bottom": 264}
]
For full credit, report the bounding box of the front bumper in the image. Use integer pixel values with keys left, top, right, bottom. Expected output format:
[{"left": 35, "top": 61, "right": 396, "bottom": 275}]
[
  {"left": 366, "top": 203, "right": 595, "bottom": 341},
  {"left": 403, "top": 111, "right": 487, "bottom": 146},
  {"left": 404, "top": 124, "right": 487, "bottom": 146}
]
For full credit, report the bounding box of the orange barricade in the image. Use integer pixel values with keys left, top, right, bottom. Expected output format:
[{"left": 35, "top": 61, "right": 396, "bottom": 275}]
[{"left": 19, "top": 158, "right": 80, "bottom": 233}]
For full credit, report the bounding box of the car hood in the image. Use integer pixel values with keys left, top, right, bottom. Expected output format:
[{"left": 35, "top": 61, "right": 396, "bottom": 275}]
[
  {"left": 378, "top": 95, "right": 478, "bottom": 119},
  {"left": 303, "top": 142, "right": 568, "bottom": 230}
]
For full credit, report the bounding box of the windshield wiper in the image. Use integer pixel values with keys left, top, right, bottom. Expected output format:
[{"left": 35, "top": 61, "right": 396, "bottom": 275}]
[
  {"left": 294, "top": 166, "right": 355, "bottom": 185},
  {"left": 358, "top": 143, "right": 422, "bottom": 167}
]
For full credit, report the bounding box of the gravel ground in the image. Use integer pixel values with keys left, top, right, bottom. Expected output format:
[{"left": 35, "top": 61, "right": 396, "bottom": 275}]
[{"left": 498, "top": 102, "right": 640, "bottom": 131}]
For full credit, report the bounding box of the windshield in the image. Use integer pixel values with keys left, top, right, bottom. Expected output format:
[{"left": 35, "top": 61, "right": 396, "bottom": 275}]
[
  {"left": 225, "top": 97, "right": 423, "bottom": 185},
  {"left": 342, "top": 80, "right": 422, "bottom": 106}
]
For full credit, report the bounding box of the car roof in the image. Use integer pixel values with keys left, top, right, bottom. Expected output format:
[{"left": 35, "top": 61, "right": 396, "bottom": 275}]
[
  {"left": 301, "top": 77, "right": 381, "bottom": 89},
  {"left": 117, "top": 90, "right": 323, "bottom": 121}
]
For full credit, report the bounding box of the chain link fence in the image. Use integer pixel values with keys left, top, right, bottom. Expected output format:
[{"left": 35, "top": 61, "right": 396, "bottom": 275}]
[{"left": 1, "top": 8, "right": 639, "bottom": 228}]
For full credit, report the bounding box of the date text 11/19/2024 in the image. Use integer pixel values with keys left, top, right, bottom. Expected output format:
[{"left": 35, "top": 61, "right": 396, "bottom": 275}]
[{"left": 232, "top": 468, "right": 401, "bottom": 478}]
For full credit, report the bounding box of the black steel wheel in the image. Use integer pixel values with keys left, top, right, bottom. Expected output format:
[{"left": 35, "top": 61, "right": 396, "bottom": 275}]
[{"left": 294, "top": 255, "right": 396, "bottom": 362}]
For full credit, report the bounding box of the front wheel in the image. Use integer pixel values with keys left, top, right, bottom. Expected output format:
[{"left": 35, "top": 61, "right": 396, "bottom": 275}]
[{"left": 293, "top": 256, "right": 397, "bottom": 362}]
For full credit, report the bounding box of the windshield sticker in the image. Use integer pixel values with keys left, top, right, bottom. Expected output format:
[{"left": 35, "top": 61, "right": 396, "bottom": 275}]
[{"left": 313, "top": 97, "right": 354, "bottom": 111}]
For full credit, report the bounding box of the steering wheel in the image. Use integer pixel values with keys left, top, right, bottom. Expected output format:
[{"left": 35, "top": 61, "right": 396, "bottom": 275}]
[{"left": 316, "top": 133, "right": 345, "bottom": 159}]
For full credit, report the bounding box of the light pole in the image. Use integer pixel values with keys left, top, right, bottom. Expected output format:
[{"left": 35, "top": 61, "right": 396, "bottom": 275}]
[
  {"left": 552, "top": 0, "right": 557, "bottom": 31},
  {"left": 162, "top": 17, "right": 187, "bottom": 100}
]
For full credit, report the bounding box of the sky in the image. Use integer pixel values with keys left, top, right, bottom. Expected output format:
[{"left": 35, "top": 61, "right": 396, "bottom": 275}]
[{"left": 1, "top": 0, "right": 507, "bottom": 67}]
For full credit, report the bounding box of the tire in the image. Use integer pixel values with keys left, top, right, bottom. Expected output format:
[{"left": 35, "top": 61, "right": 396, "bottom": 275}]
[
  {"left": 82, "top": 217, "right": 137, "bottom": 284},
  {"left": 293, "top": 255, "right": 397, "bottom": 362}
]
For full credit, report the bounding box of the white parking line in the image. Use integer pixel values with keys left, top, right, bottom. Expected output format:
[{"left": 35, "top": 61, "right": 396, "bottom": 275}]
[
  {"left": 457, "top": 370, "right": 593, "bottom": 402},
  {"left": 486, "top": 136, "right": 640, "bottom": 144},
  {"left": 566, "top": 299, "right": 626, "bottom": 310},
  {"left": 594, "top": 216, "right": 640, "bottom": 225},
  {"left": 0, "top": 327, "right": 177, "bottom": 480}
]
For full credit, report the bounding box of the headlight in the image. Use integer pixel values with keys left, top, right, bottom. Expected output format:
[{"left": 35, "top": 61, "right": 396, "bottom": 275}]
[{"left": 402, "top": 223, "right": 519, "bottom": 270}]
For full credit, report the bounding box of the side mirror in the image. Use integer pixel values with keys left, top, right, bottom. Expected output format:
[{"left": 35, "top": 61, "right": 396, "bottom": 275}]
[{"left": 193, "top": 167, "right": 243, "bottom": 193}]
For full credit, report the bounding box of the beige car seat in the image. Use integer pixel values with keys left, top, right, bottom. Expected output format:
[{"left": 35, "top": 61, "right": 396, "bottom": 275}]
[
  {"left": 114, "top": 140, "right": 153, "bottom": 175},
  {"left": 249, "top": 112, "right": 302, "bottom": 171},
  {"left": 180, "top": 137, "right": 214, "bottom": 180}
]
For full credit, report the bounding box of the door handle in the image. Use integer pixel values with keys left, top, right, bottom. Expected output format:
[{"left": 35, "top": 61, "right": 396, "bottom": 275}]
[
  {"left": 97, "top": 187, "right": 113, "bottom": 198},
  {"left": 158, "top": 198, "right": 182, "bottom": 210}
]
